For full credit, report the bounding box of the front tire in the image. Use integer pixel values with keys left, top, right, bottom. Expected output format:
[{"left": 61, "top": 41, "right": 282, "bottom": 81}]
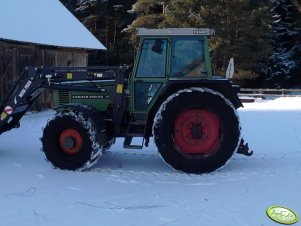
[
  {"left": 153, "top": 88, "right": 241, "bottom": 174},
  {"left": 41, "top": 111, "right": 102, "bottom": 170}
]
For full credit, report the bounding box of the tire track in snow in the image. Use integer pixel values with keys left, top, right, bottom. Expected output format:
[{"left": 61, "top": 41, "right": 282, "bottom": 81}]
[{"left": 86, "top": 150, "right": 301, "bottom": 188}]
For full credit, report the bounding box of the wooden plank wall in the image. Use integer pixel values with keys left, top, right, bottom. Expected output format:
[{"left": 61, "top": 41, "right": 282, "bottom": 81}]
[{"left": 0, "top": 40, "right": 88, "bottom": 110}]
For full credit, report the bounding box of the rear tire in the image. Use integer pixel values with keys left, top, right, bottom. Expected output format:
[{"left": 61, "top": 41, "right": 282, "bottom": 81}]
[
  {"left": 41, "top": 111, "right": 102, "bottom": 170},
  {"left": 153, "top": 88, "right": 241, "bottom": 174}
]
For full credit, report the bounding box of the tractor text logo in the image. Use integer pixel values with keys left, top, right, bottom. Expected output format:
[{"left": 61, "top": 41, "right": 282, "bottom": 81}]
[
  {"left": 267, "top": 206, "right": 298, "bottom": 225},
  {"left": 14, "top": 80, "right": 32, "bottom": 104}
]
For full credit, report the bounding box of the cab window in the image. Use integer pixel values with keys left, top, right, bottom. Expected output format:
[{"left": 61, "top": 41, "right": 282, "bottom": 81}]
[
  {"left": 136, "top": 39, "right": 167, "bottom": 78},
  {"left": 171, "top": 37, "right": 205, "bottom": 77}
]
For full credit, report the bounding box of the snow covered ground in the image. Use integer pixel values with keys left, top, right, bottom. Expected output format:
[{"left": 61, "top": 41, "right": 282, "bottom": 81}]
[{"left": 0, "top": 97, "right": 301, "bottom": 226}]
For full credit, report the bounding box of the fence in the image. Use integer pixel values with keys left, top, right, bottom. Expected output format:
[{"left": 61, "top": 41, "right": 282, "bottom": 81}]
[
  {"left": 239, "top": 88, "right": 301, "bottom": 97},
  {"left": 238, "top": 88, "right": 301, "bottom": 102}
]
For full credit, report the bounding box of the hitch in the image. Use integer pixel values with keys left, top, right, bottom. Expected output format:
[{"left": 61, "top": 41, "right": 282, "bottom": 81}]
[{"left": 237, "top": 139, "right": 253, "bottom": 156}]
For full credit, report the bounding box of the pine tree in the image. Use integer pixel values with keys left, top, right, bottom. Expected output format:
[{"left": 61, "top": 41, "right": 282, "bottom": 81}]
[
  {"left": 127, "top": 0, "right": 172, "bottom": 40},
  {"left": 164, "top": 0, "right": 272, "bottom": 81},
  {"left": 292, "top": 0, "right": 301, "bottom": 12},
  {"left": 263, "top": 0, "right": 301, "bottom": 87},
  {"left": 60, "top": 0, "right": 78, "bottom": 11},
  {"left": 161, "top": 0, "right": 204, "bottom": 27},
  {"left": 60, "top": 0, "right": 136, "bottom": 65}
]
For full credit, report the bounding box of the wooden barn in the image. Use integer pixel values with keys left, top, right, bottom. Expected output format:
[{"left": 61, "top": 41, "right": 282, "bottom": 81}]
[{"left": 0, "top": 0, "right": 105, "bottom": 109}]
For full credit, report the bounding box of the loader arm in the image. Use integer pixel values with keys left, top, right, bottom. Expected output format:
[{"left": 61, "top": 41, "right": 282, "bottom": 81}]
[{"left": 0, "top": 66, "right": 128, "bottom": 135}]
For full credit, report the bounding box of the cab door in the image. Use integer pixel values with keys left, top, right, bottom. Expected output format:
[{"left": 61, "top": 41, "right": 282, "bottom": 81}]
[{"left": 132, "top": 38, "right": 169, "bottom": 112}]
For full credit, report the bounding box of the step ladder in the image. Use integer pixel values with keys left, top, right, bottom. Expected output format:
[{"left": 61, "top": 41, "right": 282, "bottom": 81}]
[{"left": 123, "top": 113, "right": 148, "bottom": 149}]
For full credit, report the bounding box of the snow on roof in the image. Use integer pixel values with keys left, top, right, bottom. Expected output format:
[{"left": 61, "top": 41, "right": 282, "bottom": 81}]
[{"left": 0, "top": 0, "right": 106, "bottom": 50}]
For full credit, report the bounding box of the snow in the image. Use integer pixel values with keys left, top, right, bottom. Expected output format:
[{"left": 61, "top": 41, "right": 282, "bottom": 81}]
[
  {"left": 0, "top": 0, "right": 106, "bottom": 50},
  {"left": 241, "top": 96, "right": 301, "bottom": 111},
  {"left": 1, "top": 97, "right": 301, "bottom": 225}
]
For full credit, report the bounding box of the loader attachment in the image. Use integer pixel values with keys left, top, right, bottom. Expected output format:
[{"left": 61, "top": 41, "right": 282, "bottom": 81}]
[
  {"left": 0, "top": 67, "right": 44, "bottom": 135},
  {"left": 0, "top": 65, "right": 129, "bottom": 135}
]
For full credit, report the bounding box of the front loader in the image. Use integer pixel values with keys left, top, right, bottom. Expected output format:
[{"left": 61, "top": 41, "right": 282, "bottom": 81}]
[{"left": 0, "top": 28, "right": 251, "bottom": 174}]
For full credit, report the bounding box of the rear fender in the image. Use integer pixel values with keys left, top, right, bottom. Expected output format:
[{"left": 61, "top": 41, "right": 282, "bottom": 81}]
[
  {"left": 144, "top": 79, "right": 242, "bottom": 139},
  {"left": 158, "top": 79, "right": 242, "bottom": 109}
]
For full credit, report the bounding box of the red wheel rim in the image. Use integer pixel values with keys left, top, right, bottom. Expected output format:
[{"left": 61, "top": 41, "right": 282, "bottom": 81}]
[
  {"left": 59, "top": 129, "right": 83, "bottom": 155},
  {"left": 174, "top": 109, "right": 220, "bottom": 154}
]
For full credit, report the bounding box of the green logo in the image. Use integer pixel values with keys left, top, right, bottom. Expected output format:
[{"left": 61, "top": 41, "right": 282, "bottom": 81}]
[{"left": 267, "top": 206, "right": 298, "bottom": 225}]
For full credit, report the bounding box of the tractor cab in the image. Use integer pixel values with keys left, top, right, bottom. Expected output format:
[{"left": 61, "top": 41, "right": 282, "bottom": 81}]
[
  {"left": 134, "top": 28, "right": 214, "bottom": 79},
  {"left": 131, "top": 28, "right": 215, "bottom": 112}
]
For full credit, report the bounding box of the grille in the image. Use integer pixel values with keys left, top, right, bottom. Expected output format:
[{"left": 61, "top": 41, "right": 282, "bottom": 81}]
[{"left": 58, "top": 90, "right": 70, "bottom": 105}]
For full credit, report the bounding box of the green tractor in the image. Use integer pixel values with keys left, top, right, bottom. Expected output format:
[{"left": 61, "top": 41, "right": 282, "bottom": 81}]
[{"left": 0, "top": 28, "right": 251, "bottom": 174}]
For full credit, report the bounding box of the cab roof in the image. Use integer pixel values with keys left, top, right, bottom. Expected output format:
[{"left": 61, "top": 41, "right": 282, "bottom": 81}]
[{"left": 137, "top": 28, "right": 215, "bottom": 36}]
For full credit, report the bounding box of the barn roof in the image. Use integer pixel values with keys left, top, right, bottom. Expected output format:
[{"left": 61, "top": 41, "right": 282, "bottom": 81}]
[{"left": 0, "top": 0, "right": 106, "bottom": 50}]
